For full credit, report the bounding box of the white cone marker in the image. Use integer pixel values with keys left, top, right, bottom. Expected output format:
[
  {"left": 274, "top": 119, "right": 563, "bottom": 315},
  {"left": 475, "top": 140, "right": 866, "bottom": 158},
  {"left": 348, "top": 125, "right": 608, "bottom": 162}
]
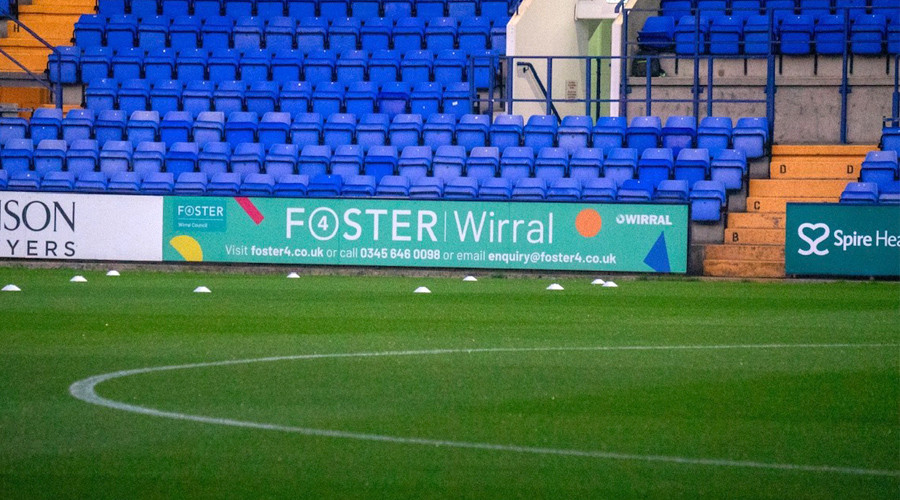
[
  {"left": 2, "top": 284, "right": 21, "bottom": 292},
  {"left": 413, "top": 286, "right": 431, "bottom": 294},
  {"left": 106, "top": 270, "right": 120, "bottom": 277},
  {"left": 591, "top": 278, "right": 605, "bottom": 285},
  {"left": 193, "top": 286, "right": 212, "bottom": 293},
  {"left": 602, "top": 281, "right": 618, "bottom": 288},
  {"left": 70, "top": 275, "right": 88, "bottom": 283},
  {"left": 546, "top": 283, "right": 564, "bottom": 291},
  {"left": 286, "top": 272, "right": 300, "bottom": 279},
  {"left": 463, "top": 276, "right": 478, "bottom": 282}
]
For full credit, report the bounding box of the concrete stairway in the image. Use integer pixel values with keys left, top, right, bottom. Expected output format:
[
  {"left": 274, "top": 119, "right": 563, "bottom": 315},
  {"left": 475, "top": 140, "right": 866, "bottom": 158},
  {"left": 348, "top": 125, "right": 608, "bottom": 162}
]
[
  {"left": 0, "top": 0, "right": 93, "bottom": 73},
  {"left": 703, "top": 145, "right": 874, "bottom": 278}
]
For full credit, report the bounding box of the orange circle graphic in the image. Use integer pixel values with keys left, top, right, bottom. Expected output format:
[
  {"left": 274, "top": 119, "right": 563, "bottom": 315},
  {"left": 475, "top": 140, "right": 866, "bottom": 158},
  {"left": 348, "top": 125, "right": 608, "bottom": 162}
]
[{"left": 575, "top": 209, "right": 603, "bottom": 238}]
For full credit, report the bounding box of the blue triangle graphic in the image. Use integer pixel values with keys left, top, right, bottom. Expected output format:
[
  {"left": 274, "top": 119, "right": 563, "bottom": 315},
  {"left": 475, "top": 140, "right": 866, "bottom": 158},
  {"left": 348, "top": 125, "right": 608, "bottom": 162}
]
[{"left": 643, "top": 232, "right": 671, "bottom": 273}]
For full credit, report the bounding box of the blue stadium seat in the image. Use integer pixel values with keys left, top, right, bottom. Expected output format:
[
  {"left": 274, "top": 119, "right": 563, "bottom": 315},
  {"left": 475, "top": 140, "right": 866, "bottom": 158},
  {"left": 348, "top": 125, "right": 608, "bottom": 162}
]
[
  {"left": 240, "top": 50, "right": 272, "bottom": 83},
  {"left": 398, "top": 145, "right": 432, "bottom": 181},
  {"left": 383, "top": 0, "right": 413, "bottom": 20},
  {"left": 626, "top": 116, "right": 661, "bottom": 153},
  {"left": 409, "top": 82, "right": 442, "bottom": 117},
  {"left": 878, "top": 181, "right": 900, "bottom": 204},
  {"left": 432, "top": 144, "right": 466, "bottom": 180},
  {"left": 174, "top": 171, "right": 208, "bottom": 195},
  {"left": 201, "top": 17, "right": 234, "bottom": 50},
  {"left": 638, "top": 16, "right": 676, "bottom": 51},
  {"left": 422, "top": 113, "right": 456, "bottom": 151},
  {"left": 234, "top": 17, "right": 266, "bottom": 50},
  {"left": 133, "top": 141, "right": 168, "bottom": 177},
  {"left": 264, "top": 143, "right": 299, "bottom": 179},
  {"left": 297, "top": 17, "right": 329, "bottom": 53},
  {"left": 603, "top": 147, "right": 638, "bottom": 186},
  {"left": 534, "top": 147, "right": 568, "bottom": 182},
  {"left": 360, "top": 17, "right": 392, "bottom": 52},
  {"left": 341, "top": 174, "right": 377, "bottom": 197},
  {"left": 329, "top": 17, "right": 361, "bottom": 53},
  {"left": 138, "top": 16, "right": 170, "bottom": 51},
  {"left": 62, "top": 110, "right": 96, "bottom": 146},
  {"left": 490, "top": 25, "right": 506, "bottom": 55},
  {"left": 131, "top": 0, "right": 160, "bottom": 18},
  {"left": 208, "top": 49, "right": 241, "bottom": 83},
  {"left": 433, "top": 49, "right": 465, "bottom": 84},
  {"left": 199, "top": 141, "right": 232, "bottom": 175},
  {"left": 478, "top": 177, "right": 512, "bottom": 200},
  {"left": 98, "top": 140, "right": 133, "bottom": 175},
  {"left": 546, "top": 177, "right": 582, "bottom": 202},
  {"left": 270, "top": 49, "right": 303, "bottom": 82},
  {"left": 280, "top": 81, "right": 313, "bottom": 116},
  {"left": 246, "top": 81, "right": 280, "bottom": 115},
  {"left": 798, "top": 0, "right": 829, "bottom": 19},
  {"left": 489, "top": 114, "right": 524, "bottom": 151},
  {"left": 416, "top": 0, "right": 447, "bottom": 20},
  {"left": 637, "top": 147, "right": 674, "bottom": 187},
  {"left": 298, "top": 144, "right": 332, "bottom": 177},
  {"left": 872, "top": 0, "right": 900, "bottom": 25},
  {"left": 320, "top": 0, "right": 350, "bottom": 21},
  {"left": 709, "top": 148, "right": 746, "bottom": 190},
  {"left": 330, "top": 144, "right": 365, "bottom": 177},
  {"left": 689, "top": 180, "right": 726, "bottom": 221},
  {"left": 225, "top": 111, "right": 259, "bottom": 146},
  {"left": 81, "top": 47, "right": 114, "bottom": 84},
  {"left": 141, "top": 171, "right": 176, "bottom": 194},
  {"left": 742, "top": 15, "right": 773, "bottom": 54},
  {"left": 350, "top": 0, "right": 380, "bottom": 18},
  {"left": 85, "top": 78, "right": 119, "bottom": 112},
  {"left": 193, "top": 111, "right": 227, "bottom": 146},
  {"left": 335, "top": 50, "right": 369, "bottom": 84},
  {"left": 481, "top": 0, "right": 510, "bottom": 24},
  {"left": 557, "top": 115, "right": 592, "bottom": 155},
  {"left": 111, "top": 47, "right": 144, "bottom": 81},
  {"left": 674, "top": 16, "right": 709, "bottom": 55},
  {"left": 323, "top": 112, "right": 358, "bottom": 149},
  {"left": 106, "top": 15, "right": 139, "bottom": 48},
  {"left": 447, "top": 0, "right": 476, "bottom": 19},
  {"left": 265, "top": 17, "right": 296, "bottom": 52},
  {"left": 345, "top": 81, "right": 378, "bottom": 115},
  {"left": 393, "top": 17, "right": 426, "bottom": 53},
  {"left": 176, "top": 49, "right": 209, "bottom": 83},
  {"left": 375, "top": 174, "right": 410, "bottom": 197},
  {"left": 654, "top": 179, "right": 689, "bottom": 203},
  {"left": 74, "top": 15, "right": 105, "bottom": 49},
  {"left": 673, "top": 147, "right": 710, "bottom": 189},
  {"left": 118, "top": 79, "right": 152, "bottom": 117},
  {"left": 850, "top": 14, "right": 886, "bottom": 55},
  {"left": 883, "top": 126, "right": 900, "bottom": 156},
  {"left": 732, "top": 117, "right": 768, "bottom": 158},
  {"left": 183, "top": 81, "right": 216, "bottom": 119},
  {"left": 312, "top": 82, "right": 345, "bottom": 116},
  {"left": 170, "top": 16, "right": 201, "bottom": 51},
  {"left": 41, "top": 170, "right": 76, "bottom": 192},
  {"left": 814, "top": 15, "right": 847, "bottom": 55},
  {"left": 33, "top": 139, "right": 67, "bottom": 177},
  {"left": 29, "top": 108, "right": 63, "bottom": 144},
  {"left": 696, "top": 116, "right": 732, "bottom": 155},
  {"left": 95, "top": 109, "right": 128, "bottom": 145},
  {"left": 708, "top": 15, "right": 742, "bottom": 55},
  {"left": 47, "top": 47, "right": 80, "bottom": 84},
  {"left": 72, "top": 171, "right": 108, "bottom": 192},
  {"left": 591, "top": 116, "right": 627, "bottom": 154},
  {"left": 512, "top": 177, "right": 547, "bottom": 201},
  {"left": 0, "top": 115, "right": 27, "bottom": 147},
  {"left": 194, "top": 0, "right": 223, "bottom": 17},
  {"left": 290, "top": 112, "right": 324, "bottom": 147},
  {"left": 65, "top": 140, "right": 100, "bottom": 176},
  {"left": 150, "top": 80, "right": 184, "bottom": 117},
  {"left": 274, "top": 173, "right": 310, "bottom": 196},
  {"left": 839, "top": 182, "right": 879, "bottom": 204},
  {"left": 443, "top": 175, "right": 479, "bottom": 199},
  {"left": 780, "top": 14, "right": 814, "bottom": 54},
  {"left": 442, "top": 82, "right": 471, "bottom": 118},
  {"left": 307, "top": 173, "right": 344, "bottom": 197},
  {"left": 522, "top": 115, "right": 557, "bottom": 150},
  {"left": 231, "top": 142, "right": 266, "bottom": 178},
  {"left": 127, "top": 110, "right": 161, "bottom": 146},
  {"left": 210, "top": 79, "right": 246, "bottom": 114},
  {"left": 465, "top": 146, "right": 500, "bottom": 183},
  {"left": 731, "top": 0, "right": 761, "bottom": 22},
  {"left": 458, "top": 16, "right": 491, "bottom": 53},
  {"left": 426, "top": 17, "right": 458, "bottom": 52},
  {"left": 258, "top": 111, "right": 291, "bottom": 148},
  {"left": 355, "top": 112, "right": 391, "bottom": 151},
  {"left": 99, "top": 0, "right": 127, "bottom": 16},
  {"left": 160, "top": 111, "right": 194, "bottom": 147},
  {"left": 499, "top": 146, "right": 534, "bottom": 183},
  {"left": 286, "top": 0, "right": 316, "bottom": 18},
  {"left": 241, "top": 172, "right": 276, "bottom": 196},
  {"left": 364, "top": 145, "right": 399, "bottom": 181},
  {"left": 661, "top": 115, "right": 696, "bottom": 156},
  {"left": 224, "top": 0, "right": 254, "bottom": 17},
  {"left": 401, "top": 49, "right": 434, "bottom": 82},
  {"left": 617, "top": 179, "right": 654, "bottom": 203},
  {"left": 860, "top": 150, "right": 899, "bottom": 191},
  {"left": 568, "top": 147, "right": 603, "bottom": 181},
  {"left": 378, "top": 81, "right": 411, "bottom": 118},
  {"left": 369, "top": 49, "right": 401, "bottom": 83},
  {"left": 456, "top": 113, "right": 490, "bottom": 152},
  {"left": 7, "top": 171, "right": 41, "bottom": 191},
  {"left": 408, "top": 176, "right": 443, "bottom": 199}
]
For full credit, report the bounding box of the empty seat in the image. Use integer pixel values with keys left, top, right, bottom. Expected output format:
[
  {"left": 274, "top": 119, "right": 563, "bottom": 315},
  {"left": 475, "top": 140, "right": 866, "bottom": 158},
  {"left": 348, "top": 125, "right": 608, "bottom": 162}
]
[
  {"left": 193, "top": 111, "right": 227, "bottom": 146},
  {"left": 383, "top": 0, "right": 413, "bottom": 19},
  {"left": 345, "top": 81, "right": 379, "bottom": 116},
  {"left": 160, "top": 111, "right": 194, "bottom": 147},
  {"left": 129, "top": 141, "right": 166, "bottom": 178},
  {"left": 661, "top": 115, "right": 696, "bottom": 156},
  {"left": 297, "top": 17, "right": 329, "bottom": 53},
  {"left": 465, "top": 146, "right": 499, "bottom": 183},
  {"left": 111, "top": 47, "right": 143, "bottom": 81},
  {"left": 233, "top": 16, "right": 264, "bottom": 50},
  {"left": 364, "top": 145, "right": 399, "bottom": 181},
  {"left": 246, "top": 81, "right": 280, "bottom": 116},
  {"left": 320, "top": 0, "right": 350, "bottom": 21},
  {"left": 258, "top": 111, "right": 292, "bottom": 149},
  {"left": 378, "top": 82, "right": 412, "bottom": 118},
  {"left": 265, "top": 17, "right": 297, "bottom": 52},
  {"left": 138, "top": 16, "right": 170, "bottom": 51},
  {"left": 41, "top": 171, "right": 76, "bottom": 192},
  {"left": 674, "top": 16, "right": 709, "bottom": 55},
  {"left": 342, "top": 174, "right": 378, "bottom": 197},
  {"left": 512, "top": 177, "right": 546, "bottom": 201},
  {"left": 290, "top": 112, "right": 324, "bottom": 147},
  {"left": 95, "top": 109, "right": 128, "bottom": 145},
  {"left": 637, "top": 147, "right": 675, "bottom": 187},
  {"left": 66, "top": 139, "right": 100, "bottom": 176},
  {"left": 80, "top": 47, "right": 113, "bottom": 84},
  {"left": 426, "top": 17, "right": 458, "bottom": 52},
  {"left": 224, "top": 111, "right": 259, "bottom": 146},
  {"left": 673, "top": 147, "right": 710, "bottom": 189},
  {"left": 456, "top": 113, "right": 490, "bottom": 152},
  {"left": 274, "top": 173, "right": 309, "bottom": 196},
  {"left": 307, "top": 174, "right": 343, "bottom": 197},
  {"left": 106, "top": 15, "right": 139, "bottom": 48},
  {"left": 389, "top": 113, "right": 423, "bottom": 149},
  {"left": 655, "top": 179, "right": 690, "bottom": 203},
  {"left": 280, "top": 81, "right": 313, "bottom": 116},
  {"left": 241, "top": 172, "right": 276, "bottom": 197},
  {"left": 360, "top": 17, "right": 393, "bottom": 52},
  {"left": 7, "top": 171, "right": 41, "bottom": 191},
  {"left": 369, "top": 49, "right": 401, "bottom": 83},
  {"left": 780, "top": 14, "right": 814, "bottom": 55},
  {"left": 241, "top": 50, "right": 272, "bottom": 84},
  {"left": 150, "top": 80, "right": 184, "bottom": 117},
  {"left": 208, "top": 49, "right": 240, "bottom": 83},
  {"left": 47, "top": 47, "right": 80, "bottom": 84},
  {"left": 118, "top": 79, "right": 153, "bottom": 118},
  {"left": 489, "top": 114, "right": 524, "bottom": 151},
  {"left": 432, "top": 145, "right": 466, "bottom": 180},
  {"left": 329, "top": 17, "right": 361, "bottom": 53},
  {"left": 141, "top": 171, "right": 176, "bottom": 194},
  {"left": 194, "top": 0, "right": 224, "bottom": 18},
  {"left": 689, "top": 180, "right": 726, "bottom": 221},
  {"left": 393, "top": 17, "right": 426, "bottom": 53},
  {"left": 442, "top": 81, "right": 471, "bottom": 118},
  {"left": 708, "top": 15, "right": 742, "bottom": 55},
  {"left": 0, "top": 115, "right": 27, "bottom": 147},
  {"left": 444, "top": 176, "right": 479, "bottom": 200},
  {"left": 499, "top": 146, "right": 534, "bottom": 183},
  {"left": 199, "top": 141, "right": 232, "bottom": 175},
  {"left": 742, "top": 15, "right": 773, "bottom": 55},
  {"left": 458, "top": 17, "right": 490, "bottom": 53},
  {"left": 29, "top": 108, "right": 63, "bottom": 144},
  {"left": 356, "top": 112, "right": 390, "bottom": 151},
  {"left": 170, "top": 16, "right": 201, "bottom": 51},
  {"left": 330, "top": 144, "right": 364, "bottom": 177},
  {"left": 74, "top": 15, "right": 105, "bottom": 49},
  {"left": 311, "top": 81, "right": 345, "bottom": 116},
  {"left": 231, "top": 142, "right": 266, "bottom": 178},
  {"left": 434, "top": 49, "right": 466, "bottom": 84},
  {"left": 696, "top": 116, "right": 732, "bottom": 155},
  {"left": 447, "top": 0, "right": 477, "bottom": 19},
  {"left": 547, "top": 177, "right": 582, "bottom": 202},
  {"left": 305, "top": 50, "right": 338, "bottom": 85},
  {"left": 557, "top": 115, "right": 592, "bottom": 155},
  {"left": 617, "top": 179, "right": 655, "bottom": 203},
  {"left": 626, "top": 116, "right": 661, "bottom": 153},
  {"left": 709, "top": 149, "right": 746, "bottom": 190},
  {"left": 174, "top": 171, "right": 208, "bottom": 195},
  {"left": 732, "top": 117, "right": 768, "bottom": 158},
  {"left": 131, "top": 0, "right": 160, "bottom": 18},
  {"left": 581, "top": 177, "right": 617, "bottom": 202},
  {"left": 422, "top": 113, "right": 456, "bottom": 151},
  {"left": 98, "top": 140, "right": 133, "bottom": 174},
  {"left": 409, "top": 176, "right": 444, "bottom": 199},
  {"left": 591, "top": 116, "right": 627, "bottom": 156},
  {"left": 298, "top": 144, "right": 332, "bottom": 177},
  {"left": 523, "top": 115, "right": 558, "bottom": 150},
  {"left": 850, "top": 14, "right": 886, "bottom": 55},
  {"left": 397, "top": 145, "right": 432, "bottom": 181},
  {"left": 478, "top": 177, "right": 512, "bottom": 200},
  {"left": 163, "top": 141, "right": 198, "bottom": 178},
  {"left": 271, "top": 49, "right": 304, "bottom": 82},
  {"left": 400, "top": 50, "right": 434, "bottom": 83},
  {"left": 860, "top": 150, "right": 899, "bottom": 190},
  {"left": 839, "top": 182, "right": 879, "bottom": 204},
  {"left": 85, "top": 79, "right": 119, "bottom": 112},
  {"left": 814, "top": 15, "right": 846, "bottom": 55},
  {"left": 638, "top": 16, "right": 676, "bottom": 51},
  {"left": 177, "top": 52, "right": 210, "bottom": 90},
  {"left": 375, "top": 174, "right": 410, "bottom": 197},
  {"left": 534, "top": 147, "right": 568, "bottom": 182},
  {"left": 568, "top": 147, "right": 603, "bottom": 181},
  {"left": 126, "top": 110, "right": 161, "bottom": 146},
  {"left": 603, "top": 147, "right": 638, "bottom": 186},
  {"left": 323, "top": 112, "right": 358, "bottom": 149},
  {"left": 264, "top": 143, "right": 299, "bottom": 179},
  {"left": 33, "top": 140, "right": 67, "bottom": 176},
  {"left": 224, "top": 0, "right": 254, "bottom": 17}
]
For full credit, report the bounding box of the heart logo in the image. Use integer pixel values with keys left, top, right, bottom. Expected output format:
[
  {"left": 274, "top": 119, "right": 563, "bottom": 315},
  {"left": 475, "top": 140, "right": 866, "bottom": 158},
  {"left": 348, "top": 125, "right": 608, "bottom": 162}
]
[{"left": 797, "top": 223, "right": 830, "bottom": 256}]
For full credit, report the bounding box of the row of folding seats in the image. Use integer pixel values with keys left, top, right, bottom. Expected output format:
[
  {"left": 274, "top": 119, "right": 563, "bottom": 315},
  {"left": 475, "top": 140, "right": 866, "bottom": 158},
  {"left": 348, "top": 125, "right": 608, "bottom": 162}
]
[
  {"left": 53, "top": 47, "right": 494, "bottom": 87},
  {"left": 73, "top": 15, "right": 505, "bottom": 55},
  {"left": 82, "top": 80, "right": 472, "bottom": 119},
  {"left": 639, "top": 13, "right": 900, "bottom": 55},
  {"left": 98, "top": 0, "right": 517, "bottom": 23},
  {"left": 659, "top": 0, "right": 897, "bottom": 24},
  {"left": 840, "top": 181, "right": 899, "bottom": 204}
]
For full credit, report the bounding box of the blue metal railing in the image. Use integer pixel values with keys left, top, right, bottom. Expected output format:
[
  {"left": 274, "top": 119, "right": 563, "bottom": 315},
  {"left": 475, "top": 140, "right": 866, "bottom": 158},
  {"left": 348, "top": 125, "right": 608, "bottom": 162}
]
[{"left": 0, "top": 7, "right": 63, "bottom": 109}]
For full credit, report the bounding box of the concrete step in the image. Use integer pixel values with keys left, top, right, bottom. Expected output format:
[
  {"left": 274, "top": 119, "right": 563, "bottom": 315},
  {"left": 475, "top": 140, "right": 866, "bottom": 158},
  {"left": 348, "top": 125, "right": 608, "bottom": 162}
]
[
  {"left": 746, "top": 196, "right": 837, "bottom": 212},
  {"left": 19, "top": 3, "right": 94, "bottom": 15},
  {"left": 0, "top": 48, "right": 52, "bottom": 72},
  {"left": 770, "top": 145, "right": 877, "bottom": 156},
  {"left": 749, "top": 179, "right": 849, "bottom": 198},
  {"left": 704, "top": 244, "right": 785, "bottom": 261},
  {"left": 725, "top": 227, "right": 785, "bottom": 245},
  {"left": 769, "top": 159, "right": 863, "bottom": 180},
  {"left": 703, "top": 259, "right": 785, "bottom": 278},
  {"left": 726, "top": 212, "right": 785, "bottom": 229}
]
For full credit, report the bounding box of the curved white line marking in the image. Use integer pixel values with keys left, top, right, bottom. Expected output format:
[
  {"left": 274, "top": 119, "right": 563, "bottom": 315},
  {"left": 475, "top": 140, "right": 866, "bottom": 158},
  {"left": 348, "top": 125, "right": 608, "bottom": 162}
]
[{"left": 70, "top": 344, "right": 900, "bottom": 478}]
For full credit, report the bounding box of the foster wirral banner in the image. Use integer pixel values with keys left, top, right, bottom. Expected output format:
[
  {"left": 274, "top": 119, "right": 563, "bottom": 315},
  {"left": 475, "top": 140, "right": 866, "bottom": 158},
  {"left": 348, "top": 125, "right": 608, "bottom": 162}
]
[{"left": 162, "top": 196, "right": 689, "bottom": 273}]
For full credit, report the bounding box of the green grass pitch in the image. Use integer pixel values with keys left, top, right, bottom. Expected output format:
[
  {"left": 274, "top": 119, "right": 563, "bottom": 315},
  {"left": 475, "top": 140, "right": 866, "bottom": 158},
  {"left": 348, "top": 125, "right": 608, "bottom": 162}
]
[{"left": 0, "top": 267, "right": 897, "bottom": 499}]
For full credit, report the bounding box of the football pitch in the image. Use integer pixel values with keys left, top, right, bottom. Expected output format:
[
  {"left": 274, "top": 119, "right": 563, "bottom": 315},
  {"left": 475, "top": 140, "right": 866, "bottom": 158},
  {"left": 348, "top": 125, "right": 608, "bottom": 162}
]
[{"left": 0, "top": 267, "right": 897, "bottom": 499}]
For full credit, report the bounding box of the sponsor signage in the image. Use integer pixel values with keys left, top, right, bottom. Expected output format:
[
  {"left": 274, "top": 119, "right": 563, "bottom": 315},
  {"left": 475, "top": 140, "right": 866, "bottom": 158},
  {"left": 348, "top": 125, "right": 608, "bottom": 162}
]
[
  {"left": 786, "top": 203, "right": 900, "bottom": 277},
  {"left": 163, "top": 197, "right": 689, "bottom": 273},
  {"left": 0, "top": 192, "right": 164, "bottom": 261}
]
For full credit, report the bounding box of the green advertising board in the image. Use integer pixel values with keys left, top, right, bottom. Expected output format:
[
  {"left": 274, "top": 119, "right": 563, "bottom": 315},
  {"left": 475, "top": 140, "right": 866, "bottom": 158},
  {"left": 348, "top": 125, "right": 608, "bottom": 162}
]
[
  {"left": 162, "top": 197, "right": 688, "bottom": 273},
  {"left": 785, "top": 203, "right": 900, "bottom": 277}
]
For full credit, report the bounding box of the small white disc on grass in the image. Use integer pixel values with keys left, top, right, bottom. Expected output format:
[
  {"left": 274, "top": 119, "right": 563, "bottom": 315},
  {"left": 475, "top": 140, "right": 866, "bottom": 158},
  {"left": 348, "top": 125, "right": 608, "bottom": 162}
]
[
  {"left": 602, "top": 281, "right": 618, "bottom": 288},
  {"left": 463, "top": 276, "right": 478, "bottom": 282},
  {"left": 193, "top": 286, "right": 212, "bottom": 293},
  {"left": 546, "top": 283, "right": 564, "bottom": 291},
  {"left": 286, "top": 272, "right": 300, "bottom": 279},
  {"left": 591, "top": 278, "right": 605, "bottom": 285},
  {"left": 70, "top": 275, "right": 88, "bottom": 283},
  {"left": 413, "top": 286, "right": 431, "bottom": 294},
  {"left": 2, "top": 284, "right": 21, "bottom": 292},
  {"left": 106, "top": 270, "right": 120, "bottom": 277}
]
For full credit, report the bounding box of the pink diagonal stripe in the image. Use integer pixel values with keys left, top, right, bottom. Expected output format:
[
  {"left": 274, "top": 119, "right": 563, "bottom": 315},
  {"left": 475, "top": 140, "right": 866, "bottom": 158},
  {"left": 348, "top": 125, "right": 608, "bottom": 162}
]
[{"left": 234, "top": 197, "right": 265, "bottom": 225}]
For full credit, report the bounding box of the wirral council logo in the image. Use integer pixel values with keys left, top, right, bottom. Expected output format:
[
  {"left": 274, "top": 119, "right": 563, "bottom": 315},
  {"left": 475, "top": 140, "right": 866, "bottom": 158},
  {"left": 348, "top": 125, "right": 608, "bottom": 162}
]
[{"left": 797, "top": 222, "right": 830, "bottom": 256}]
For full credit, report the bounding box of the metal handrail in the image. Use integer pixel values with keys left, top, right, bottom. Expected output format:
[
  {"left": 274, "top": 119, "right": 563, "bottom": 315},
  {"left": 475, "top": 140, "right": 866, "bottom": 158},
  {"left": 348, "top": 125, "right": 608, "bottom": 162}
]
[
  {"left": 516, "top": 61, "right": 561, "bottom": 121},
  {"left": 0, "top": 10, "right": 63, "bottom": 109}
]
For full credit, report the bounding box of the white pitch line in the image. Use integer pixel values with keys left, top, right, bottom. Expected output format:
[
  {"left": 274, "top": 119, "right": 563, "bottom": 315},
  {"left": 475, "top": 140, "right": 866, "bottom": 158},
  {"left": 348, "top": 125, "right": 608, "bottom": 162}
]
[{"left": 69, "top": 343, "right": 900, "bottom": 478}]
